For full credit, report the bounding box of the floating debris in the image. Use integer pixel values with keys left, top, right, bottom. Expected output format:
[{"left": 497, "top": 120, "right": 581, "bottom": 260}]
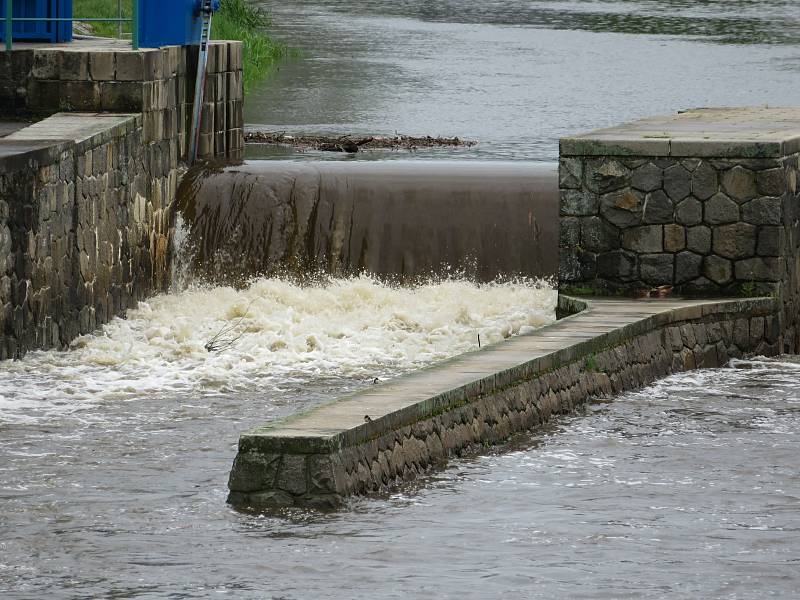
[{"left": 244, "top": 131, "right": 478, "bottom": 153}]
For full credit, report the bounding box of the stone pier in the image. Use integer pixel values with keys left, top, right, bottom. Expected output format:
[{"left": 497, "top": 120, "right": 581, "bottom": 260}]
[
  {"left": 227, "top": 107, "right": 800, "bottom": 510},
  {"left": 0, "top": 39, "right": 245, "bottom": 357},
  {"left": 558, "top": 107, "right": 800, "bottom": 353},
  {"left": 228, "top": 295, "right": 781, "bottom": 509},
  {"left": 0, "top": 38, "right": 244, "bottom": 160}
]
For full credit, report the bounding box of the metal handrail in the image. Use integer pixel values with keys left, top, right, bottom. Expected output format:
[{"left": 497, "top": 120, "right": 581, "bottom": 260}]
[{"left": 3, "top": 1, "right": 140, "bottom": 52}]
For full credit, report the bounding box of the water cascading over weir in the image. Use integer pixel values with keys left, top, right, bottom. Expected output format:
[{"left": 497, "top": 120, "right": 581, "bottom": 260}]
[{"left": 174, "top": 161, "right": 560, "bottom": 284}]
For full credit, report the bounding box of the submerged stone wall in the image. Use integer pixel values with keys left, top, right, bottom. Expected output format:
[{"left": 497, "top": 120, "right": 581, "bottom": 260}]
[
  {"left": 558, "top": 108, "right": 800, "bottom": 354},
  {"left": 228, "top": 296, "right": 781, "bottom": 509},
  {"left": 0, "top": 114, "right": 174, "bottom": 358}
]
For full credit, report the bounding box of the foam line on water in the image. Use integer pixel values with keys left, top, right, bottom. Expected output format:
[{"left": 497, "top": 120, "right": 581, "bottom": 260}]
[{"left": 0, "top": 276, "right": 556, "bottom": 422}]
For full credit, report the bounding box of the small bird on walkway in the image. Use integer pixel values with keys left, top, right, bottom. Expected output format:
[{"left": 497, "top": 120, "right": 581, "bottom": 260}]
[{"left": 364, "top": 415, "right": 372, "bottom": 423}]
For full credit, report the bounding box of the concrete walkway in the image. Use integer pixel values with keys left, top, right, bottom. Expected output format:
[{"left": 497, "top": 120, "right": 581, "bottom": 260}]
[
  {"left": 246, "top": 297, "right": 744, "bottom": 448},
  {"left": 228, "top": 293, "right": 779, "bottom": 511}
]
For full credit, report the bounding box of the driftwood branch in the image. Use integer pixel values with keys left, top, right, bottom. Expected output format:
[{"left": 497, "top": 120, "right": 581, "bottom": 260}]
[{"left": 244, "top": 132, "right": 478, "bottom": 153}]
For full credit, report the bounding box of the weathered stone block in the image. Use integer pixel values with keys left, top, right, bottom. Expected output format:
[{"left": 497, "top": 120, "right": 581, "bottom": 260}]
[
  {"left": 757, "top": 226, "right": 785, "bottom": 257},
  {"left": 675, "top": 251, "right": 702, "bottom": 283},
  {"left": 735, "top": 257, "right": 785, "bottom": 282},
  {"left": 585, "top": 159, "right": 630, "bottom": 194},
  {"left": 691, "top": 161, "right": 718, "bottom": 200},
  {"left": 228, "top": 452, "right": 281, "bottom": 493},
  {"left": 675, "top": 197, "right": 703, "bottom": 226},
  {"left": 597, "top": 250, "right": 637, "bottom": 280},
  {"left": 631, "top": 162, "right": 662, "bottom": 192},
  {"left": 142, "top": 50, "right": 164, "bottom": 81},
  {"left": 721, "top": 165, "right": 757, "bottom": 202},
  {"left": 89, "top": 52, "right": 116, "bottom": 81},
  {"left": 99, "top": 82, "right": 144, "bottom": 112},
  {"left": 599, "top": 188, "right": 643, "bottom": 228},
  {"left": 750, "top": 316, "right": 765, "bottom": 346},
  {"left": 742, "top": 196, "right": 781, "bottom": 225},
  {"left": 228, "top": 41, "right": 244, "bottom": 72},
  {"left": 27, "top": 79, "right": 61, "bottom": 111},
  {"left": 61, "top": 81, "right": 100, "bottom": 111},
  {"left": 58, "top": 51, "right": 89, "bottom": 80},
  {"left": 643, "top": 190, "right": 673, "bottom": 224},
  {"left": 581, "top": 216, "right": 619, "bottom": 252},
  {"left": 756, "top": 168, "right": 785, "bottom": 196},
  {"left": 640, "top": 253, "right": 674, "bottom": 285},
  {"left": 622, "top": 225, "right": 662, "bottom": 253},
  {"left": 664, "top": 224, "right": 686, "bottom": 252},
  {"left": 712, "top": 222, "right": 757, "bottom": 259},
  {"left": 686, "top": 225, "right": 711, "bottom": 254},
  {"left": 703, "top": 255, "right": 733, "bottom": 285},
  {"left": 560, "top": 190, "right": 597, "bottom": 216},
  {"left": 32, "top": 50, "right": 59, "bottom": 79},
  {"left": 704, "top": 192, "right": 739, "bottom": 225},
  {"left": 663, "top": 163, "right": 691, "bottom": 201},
  {"left": 115, "top": 51, "right": 144, "bottom": 81},
  {"left": 733, "top": 318, "right": 749, "bottom": 349}
]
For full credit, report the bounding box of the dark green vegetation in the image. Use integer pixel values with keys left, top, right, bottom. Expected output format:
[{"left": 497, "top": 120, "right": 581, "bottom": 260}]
[
  {"left": 72, "top": 0, "right": 289, "bottom": 92},
  {"left": 213, "top": 0, "right": 291, "bottom": 92}
]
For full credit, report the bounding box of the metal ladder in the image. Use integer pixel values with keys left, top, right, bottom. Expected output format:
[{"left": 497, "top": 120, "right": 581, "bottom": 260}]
[{"left": 188, "top": 0, "right": 215, "bottom": 164}]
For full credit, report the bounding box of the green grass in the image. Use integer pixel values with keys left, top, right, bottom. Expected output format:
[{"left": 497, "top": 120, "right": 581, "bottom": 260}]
[
  {"left": 213, "top": 0, "right": 291, "bottom": 92},
  {"left": 72, "top": 0, "right": 290, "bottom": 92},
  {"left": 73, "top": 0, "right": 132, "bottom": 38}
]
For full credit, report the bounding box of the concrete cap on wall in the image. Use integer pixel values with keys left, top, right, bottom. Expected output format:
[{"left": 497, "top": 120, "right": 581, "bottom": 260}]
[{"left": 560, "top": 107, "right": 800, "bottom": 158}]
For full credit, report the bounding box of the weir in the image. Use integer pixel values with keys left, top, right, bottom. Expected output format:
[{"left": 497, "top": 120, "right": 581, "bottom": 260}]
[
  {"left": 176, "top": 160, "right": 558, "bottom": 283},
  {"left": 226, "top": 107, "right": 800, "bottom": 509},
  {"left": 0, "top": 11, "right": 796, "bottom": 514}
]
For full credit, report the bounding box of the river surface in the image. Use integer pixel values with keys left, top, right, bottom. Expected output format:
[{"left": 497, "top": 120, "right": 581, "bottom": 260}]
[
  {"left": 248, "top": 0, "right": 800, "bottom": 160},
  {"left": 2, "top": 353, "right": 799, "bottom": 598},
  {"left": 3, "top": 1, "right": 800, "bottom": 598}
]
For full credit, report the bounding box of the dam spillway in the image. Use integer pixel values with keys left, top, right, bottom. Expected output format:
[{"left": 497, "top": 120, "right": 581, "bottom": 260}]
[{"left": 175, "top": 161, "right": 559, "bottom": 284}]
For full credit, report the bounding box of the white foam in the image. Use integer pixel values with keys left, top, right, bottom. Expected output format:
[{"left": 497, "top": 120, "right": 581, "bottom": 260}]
[{"left": 0, "top": 276, "right": 556, "bottom": 421}]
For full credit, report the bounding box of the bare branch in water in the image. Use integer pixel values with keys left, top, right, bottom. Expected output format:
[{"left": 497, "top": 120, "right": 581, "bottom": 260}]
[{"left": 244, "top": 131, "right": 478, "bottom": 153}]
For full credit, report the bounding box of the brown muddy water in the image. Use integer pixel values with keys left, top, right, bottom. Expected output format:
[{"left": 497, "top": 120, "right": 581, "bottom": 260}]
[{"left": 3, "top": 1, "right": 800, "bottom": 598}]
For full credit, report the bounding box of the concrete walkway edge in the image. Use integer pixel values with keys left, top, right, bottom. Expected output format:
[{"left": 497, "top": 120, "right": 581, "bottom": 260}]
[{"left": 228, "top": 294, "right": 783, "bottom": 509}]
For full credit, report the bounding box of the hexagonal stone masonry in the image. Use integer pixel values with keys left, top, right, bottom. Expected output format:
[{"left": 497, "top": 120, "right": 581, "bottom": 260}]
[{"left": 559, "top": 108, "right": 800, "bottom": 328}]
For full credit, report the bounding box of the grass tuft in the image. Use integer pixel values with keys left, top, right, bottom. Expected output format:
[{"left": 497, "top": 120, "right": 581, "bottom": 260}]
[{"left": 213, "top": 0, "right": 292, "bottom": 92}]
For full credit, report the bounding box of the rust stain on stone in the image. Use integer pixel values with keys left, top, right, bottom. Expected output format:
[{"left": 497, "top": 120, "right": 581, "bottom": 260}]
[{"left": 615, "top": 191, "right": 640, "bottom": 211}]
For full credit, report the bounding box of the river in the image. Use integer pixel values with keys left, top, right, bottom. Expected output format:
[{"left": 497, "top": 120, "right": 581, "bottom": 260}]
[
  {"left": 3, "top": 0, "right": 800, "bottom": 598},
  {"left": 248, "top": 0, "right": 800, "bottom": 161}
]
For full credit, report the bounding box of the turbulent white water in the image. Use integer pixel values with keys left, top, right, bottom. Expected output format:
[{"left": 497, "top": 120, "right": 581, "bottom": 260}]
[{"left": 0, "top": 276, "right": 556, "bottom": 422}]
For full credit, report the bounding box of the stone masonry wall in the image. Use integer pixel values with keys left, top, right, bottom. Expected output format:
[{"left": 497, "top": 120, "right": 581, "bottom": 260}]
[
  {"left": 0, "top": 41, "right": 245, "bottom": 357},
  {"left": 559, "top": 154, "right": 800, "bottom": 354},
  {"left": 0, "top": 115, "right": 173, "bottom": 358},
  {"left": 227, "top": 297, "right": 781, "bottom": 509},
  {"left": 0, "top": 42, "right": 244, "bottom": 160}
]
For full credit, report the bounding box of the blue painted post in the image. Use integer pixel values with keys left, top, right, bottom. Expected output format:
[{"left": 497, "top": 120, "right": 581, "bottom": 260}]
[{"left": 4, "top": 0, "right": 11, "bottom": 53}]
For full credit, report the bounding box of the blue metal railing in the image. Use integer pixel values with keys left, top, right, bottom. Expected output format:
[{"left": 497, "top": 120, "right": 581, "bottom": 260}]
[{"left": 3, "top": 1, "right": 139, "bottom": 52}]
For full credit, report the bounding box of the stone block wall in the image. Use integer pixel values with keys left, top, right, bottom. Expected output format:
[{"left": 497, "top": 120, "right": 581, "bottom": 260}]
[
  {"left": 559, "top": 151, "right": 800, "bottom": 354},
  {"left": 227, "top": 297, "right": 782, "bottom": 509},
  {"left": 0, "top": 115, "right": 174, "bottom": 359},
  {"left": 0, "top": 42, "right": 244, "bottom": 161}
]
